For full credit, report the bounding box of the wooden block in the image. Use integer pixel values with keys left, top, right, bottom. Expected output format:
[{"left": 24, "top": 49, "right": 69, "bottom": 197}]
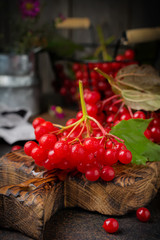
[
  {"left": 0, "top": 150, "right": 160, "bottom": 239},
  {"left": 0, "top": 150, "right": 64, "bottom": 240},
  {"left": 65, "top": 162, "right": 160, "bottom": 215}
]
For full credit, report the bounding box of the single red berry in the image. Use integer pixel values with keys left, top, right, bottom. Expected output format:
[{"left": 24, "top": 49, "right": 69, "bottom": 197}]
[
  {"left": 101, "top": 166, "right": 115, "bottom": 181},
  {"left": 120, "top": 113, "right": 131, "bottom": 121},
  {"left": 104, "top": 149, "right": 118, "bottom": 166},
  {"left": 85, "top": 167, "right": 100, "bottom": 181},
  {"left": 133, "top": 111, "right": 146, "bottom": 119},
  {"left": 31, "top": 146, "right": 48, "bottom": 166},
  {"left": 54, "top": 140, "right": 69, "bottom": 159},
  {"left": 70, "top": 144, "right": 86, "bottom": 166},
  {"left": 75, "top": 70, "right": 83, "bottom": 79},
  {"left": 83, "top": 137, "right": 99, "bottom": 153},
  {"left": 150, "top": 126, "right": 160, "bottom": 143},
  {"left": 72, "top": 63, "right": 80, "bottom": 72},
  {"left": 86, "top": 104, "right": 98, "bottom": 116},
  {"left": 43, "top": 158, "right": 57, "bottom": 170},
  {"left": 11, "top": 145, "right": 22, "bottom": 151},
  {"left": 48, "top": 149, "right": 62, "bottom": 164},
  {"left": 118, "top": 149, "right": 132, "bottom": 164},
  {"left": 66, "top": 118, "right": 77, "bottom": 126},
  {"left": 119, "top": 107, "right": 129, "bottom": 115},
  {"left": 84, "top": 91, "right": 101, "bottom": 105},
  {"left": 32, "top": 117, "right": 45, "bottom": 129},
  {"left": 124, "top": 49, "right": 135, "bottom": 60},
  {"left": 34, "top": 125, "right": 49, "bottom": 141},
  {"left": 103, "top": 218, "right": 119, "bottom": 233},
  {"left": 101, "top": 62, "right": 112, "bottom": 73},
  {"left": 106, "top": 114, "right": 116, "bottom": 124},
  {"left": 115, "top": 54, "right": 125, "bottom": 61},
  {"left": 106, "top": 140, "right": 113, "bottom": 149},
  {"left": 144, "top": 129, "right": 151, "bottom": 139},
  {"left": 108, "top": 105, "right": 118, "bottom": 113},
  {"left": 149, "top": 118, "right": 160, "bottom": 128},
  {"left": 136, "top": 207, "right": 151, "bottom": 222},
  {"left": 39, "top": 133, "right": 57, "bottom": 150},
  {"left": 24, "top": 141, "right": 38, "bottom": 156},
  {"left": 76, "top": 111, "right": 83, "bottom": 120},
  {"left": 41, "top": 121, "right": 56, "bottom": 132}
]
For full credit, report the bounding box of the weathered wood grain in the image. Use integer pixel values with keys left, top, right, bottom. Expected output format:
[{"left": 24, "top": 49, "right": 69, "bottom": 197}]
[
  {"left": 0, "top": 149, "right": 44, "bottom": 187},
  {"left": 65, "top": 162, "right": 160, "bottom": 215},
  {"left": 0, "top": 150, "right": 64, "bottom": 239},
  {"left": 0, "top": 150, "right": 160, "bottom": 239}
]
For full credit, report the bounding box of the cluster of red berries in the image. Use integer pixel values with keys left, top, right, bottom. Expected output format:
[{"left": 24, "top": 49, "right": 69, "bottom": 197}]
[
  {"left": 144, "top": 118, "right": 160, "bottom": 143},
  {"left": 72, "top": 49, "right": 136, "bottom": 95},
  {"left": 103, "top": 207, "right": 151, "bottom": 234},
  {"left": 24, "top": 114, "right": 132, "bottom": 182},
  {"left": 81, "top": 87, "right": 160, "bottom": 144},
  {"left": 56, "top": 49, "right": 136, "bottom": 104}
]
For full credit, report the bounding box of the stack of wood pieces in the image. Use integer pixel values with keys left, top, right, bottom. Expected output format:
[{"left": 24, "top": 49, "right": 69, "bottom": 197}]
[{"left": 0, "top": 149, "right": 160, "bottom": 239}]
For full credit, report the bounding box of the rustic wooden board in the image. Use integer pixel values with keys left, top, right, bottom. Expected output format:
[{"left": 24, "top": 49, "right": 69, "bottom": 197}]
[
  {"left": 65, "top": 162, "right": 160, "bottom": 215},
  {"left": 0, "top": 149, "right": 160, "bottom": 239}
]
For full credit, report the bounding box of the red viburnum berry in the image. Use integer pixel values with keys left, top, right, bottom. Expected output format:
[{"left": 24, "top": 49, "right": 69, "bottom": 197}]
[
  {"left": 39, "top": 133, "right": 57, "bottom": 150},
  {"left": 103, "top": 149, "right": 118, "bottom": 166},
  {"left": 118, "top": 149, "right": 132, "bottom": 164},
  {"left": 32, "top": 117, "right": 45, "bottom": 129},
  {"left": 11, "top": 145, "right": 22, "bottom": 151},
  {"left": 103, "top": 218, "right": 119, "bottom": 233},
  {"left": 101, "top": 166, "right": 115, "bottom": 181},
  {"left": 24, "top": 141, "right": 38, "bottom": 156},
  {"left": 136, "top": 207, "right": 151, "bottom": 222},
  {"left": 85, "top": 167, "right": 100, "bottom": 181},
  {"left": 31, "top": 146, "right": 48, "bottom": 166}
]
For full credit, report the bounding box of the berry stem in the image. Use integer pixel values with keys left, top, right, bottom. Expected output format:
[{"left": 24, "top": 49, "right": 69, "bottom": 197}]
[
  {"left": 79, "top": 80, "right": 88, "bottom": 118},
  {"left": 112, "top": 99, "right": 123, "bottom": 106},
  {"left": 56, "top": 118, "right": 83, "bottom": 133},
  {"left": 76, "top": 122, "right": 86, "bottom": 139},
  {"left": 94, "top": 67, "right": 122, "bottom": 94},
  {"left": 88, "top": 115, "right": 106, "bottom": 136},
  {"left": 102, "top": 94, "right": 121, "bottom": 109},
  {"left": 66, "top": 120, "right": 82, "bottom": 138},
  {"left": 113, "top": 101, "right": 125, "bottom": 121},
  {"left": 127, "top": 106, "right": 134, "bottom": 118}
]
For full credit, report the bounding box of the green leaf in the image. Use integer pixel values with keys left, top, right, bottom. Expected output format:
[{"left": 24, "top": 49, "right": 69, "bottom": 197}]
[{"left": 110, "top": 119, "right": 160, "bottom": 165}]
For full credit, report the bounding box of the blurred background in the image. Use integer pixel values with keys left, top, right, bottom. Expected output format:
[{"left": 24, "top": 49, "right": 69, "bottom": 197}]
[{"left": 0, "top": 0, "right": 160, "bottom": 115}]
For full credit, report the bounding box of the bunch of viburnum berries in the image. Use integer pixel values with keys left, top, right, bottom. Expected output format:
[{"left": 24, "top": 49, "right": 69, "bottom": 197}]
[{"left": 24, "top": 81, "right": 132, "bottom": 182}]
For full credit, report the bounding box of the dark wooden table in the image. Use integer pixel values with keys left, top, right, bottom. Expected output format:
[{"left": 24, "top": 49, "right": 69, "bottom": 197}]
[{"left": 0, "top": 110, "right": 160, "bottom": 240}]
